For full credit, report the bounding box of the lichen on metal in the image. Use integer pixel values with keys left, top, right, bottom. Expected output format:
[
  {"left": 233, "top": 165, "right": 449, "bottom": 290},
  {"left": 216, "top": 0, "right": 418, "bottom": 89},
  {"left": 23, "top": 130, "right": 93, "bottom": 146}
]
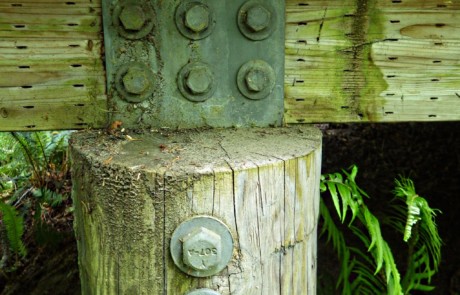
[{"left": 103, "top": 0, "right": 285, "bottom": 129}]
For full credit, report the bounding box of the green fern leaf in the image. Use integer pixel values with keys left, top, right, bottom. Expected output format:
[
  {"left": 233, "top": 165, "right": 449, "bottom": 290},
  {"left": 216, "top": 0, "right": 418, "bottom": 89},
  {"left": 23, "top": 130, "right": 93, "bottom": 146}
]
[{"left": 0, "top": 202, "right": 26, "bottom": 258}]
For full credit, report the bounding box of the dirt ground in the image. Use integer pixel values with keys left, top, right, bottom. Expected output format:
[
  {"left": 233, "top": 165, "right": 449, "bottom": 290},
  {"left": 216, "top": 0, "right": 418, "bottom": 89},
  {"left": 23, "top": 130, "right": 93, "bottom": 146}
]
[{"left": 1, "top": 122, "right": 459, "bottom": 294}]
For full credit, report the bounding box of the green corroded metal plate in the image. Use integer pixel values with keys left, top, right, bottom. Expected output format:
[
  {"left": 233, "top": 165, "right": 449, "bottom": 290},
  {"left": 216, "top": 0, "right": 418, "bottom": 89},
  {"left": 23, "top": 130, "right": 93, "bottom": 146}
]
[{"left": 103, "top": 0, "right": 284, "bottom": 128}]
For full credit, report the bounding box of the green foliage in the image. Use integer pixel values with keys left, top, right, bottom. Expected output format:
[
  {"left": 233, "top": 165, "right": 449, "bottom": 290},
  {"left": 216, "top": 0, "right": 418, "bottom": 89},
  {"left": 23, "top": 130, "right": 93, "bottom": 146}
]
[
  {"left": 320, "top": 166, "right": 442, "bottom": 295},
  {"left": 0, "top": 202, "right": 27, "bottom": 261},
  {"left": 0, "top": 131, "right": 72, "bottom": 271}
]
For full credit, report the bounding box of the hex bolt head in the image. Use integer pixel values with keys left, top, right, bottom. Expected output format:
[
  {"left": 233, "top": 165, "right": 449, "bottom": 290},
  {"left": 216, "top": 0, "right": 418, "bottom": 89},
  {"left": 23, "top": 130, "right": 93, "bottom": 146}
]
[
  {"left": 184, "top": 4, "right": 210, "bottom": 33},
  {"left": 186, "top": 68, "right": 212, "bottom": 95},
  {"left": 122, "top": 67, "right": 151, "bottom": 95},
  {"left": 245, "top": 5, "right": 271, "bottom": 32},
  {"left": 119, "top": 5, "right": 146, "bottom": 31},
  {"left": 245, "top": 68, "right": 268, "bottom": 92},
  {"left": 182, "top": 227, "right": 222, "bottom": 271}
]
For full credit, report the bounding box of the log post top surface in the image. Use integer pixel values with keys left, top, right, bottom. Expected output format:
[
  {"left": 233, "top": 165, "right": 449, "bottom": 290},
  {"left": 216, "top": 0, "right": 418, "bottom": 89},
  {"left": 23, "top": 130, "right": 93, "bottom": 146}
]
[{"left": 70, "top": 126, "right": 322, "bottom": 174}]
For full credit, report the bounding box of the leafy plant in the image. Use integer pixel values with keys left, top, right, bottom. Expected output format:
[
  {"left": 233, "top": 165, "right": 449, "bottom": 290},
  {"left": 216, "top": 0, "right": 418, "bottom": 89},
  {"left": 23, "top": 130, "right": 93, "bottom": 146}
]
[
  {"left": 0, "top": 131, "right": 72, "bottom": 271},
  {"left": 320, "top": 166, "right": 442, "bottom": 294},
  {"left": 0, "top": 202, "right": 26, "bottom": 269}
]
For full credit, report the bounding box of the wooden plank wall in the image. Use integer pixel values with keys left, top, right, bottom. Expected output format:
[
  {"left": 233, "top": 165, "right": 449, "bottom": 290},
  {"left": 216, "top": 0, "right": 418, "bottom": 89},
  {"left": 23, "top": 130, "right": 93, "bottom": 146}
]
[
  {"left": 285, "top": 0, "right": 460, "bottom": 123},
  {"left": 0, "top": 0, "right": 106, "bottom": 131}
]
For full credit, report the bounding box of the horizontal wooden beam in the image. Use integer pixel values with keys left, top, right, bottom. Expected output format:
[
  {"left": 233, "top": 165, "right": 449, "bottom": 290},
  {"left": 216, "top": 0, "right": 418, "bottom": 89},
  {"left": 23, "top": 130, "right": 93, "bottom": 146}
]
[
  {"left": 1, "top": 0, "right": 459, "bottom": 131},
  {"left": 0, "top": 0, "right": 106, "bottom": 131},
  {"left": 285, "top": 0, "right": 460, "bottom": 123}
]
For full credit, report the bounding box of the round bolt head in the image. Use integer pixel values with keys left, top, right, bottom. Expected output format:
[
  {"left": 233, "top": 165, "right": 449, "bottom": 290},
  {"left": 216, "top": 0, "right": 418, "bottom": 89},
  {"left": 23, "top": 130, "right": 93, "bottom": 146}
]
[
  {"left": 245, "top": 68, "right": 268, "bottom": 92},
  {"left": 186, "top": 289, "right": 221, "bottom": 295},
  {"left": 186, "top": 68, "right": 212, "bottom": 94},
  {"left": 122, "top": 68, "right": 150, "bottom": 95},
  {"left": 245, "top": 5, "right": 271, "bottom": 32},
  {"left": 185, "top": 4, "right": 210, "bottom": 33},
  {"left": 182, "top": 227, "right": 222, "bottom": 271},
  {"left": 119, "top": 5, "right": 146, "bottom": 31}
]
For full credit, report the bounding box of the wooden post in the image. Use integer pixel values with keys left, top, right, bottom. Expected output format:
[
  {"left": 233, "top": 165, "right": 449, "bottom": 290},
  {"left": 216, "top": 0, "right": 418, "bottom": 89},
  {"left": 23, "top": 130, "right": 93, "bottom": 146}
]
[{"left": 70, "top": 126, "right": 322, "bottom": 294}]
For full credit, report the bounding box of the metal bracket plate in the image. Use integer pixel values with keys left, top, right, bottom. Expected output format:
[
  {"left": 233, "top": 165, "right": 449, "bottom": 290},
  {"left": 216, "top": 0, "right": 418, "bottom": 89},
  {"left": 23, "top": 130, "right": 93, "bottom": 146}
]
[{"left": 102, "top": 0, "right": 285, "bottom": 128}]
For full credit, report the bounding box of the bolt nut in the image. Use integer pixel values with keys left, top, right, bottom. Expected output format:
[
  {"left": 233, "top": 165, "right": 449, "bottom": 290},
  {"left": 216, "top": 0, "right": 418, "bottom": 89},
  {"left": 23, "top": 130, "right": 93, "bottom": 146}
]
[
  {"left": 184, "top": 4, "right": 210, "bottom": 33},
  {"left": 237, "top": 59, "right": 275, "bottom": 100},
  {"left": 245, "top": 68, "right": 268, "bottom": 92},
  {"left": 170, "top": 216, "right": 234, "bottom": 277},
  {"left": 119, "top": 5, "right": 146, "bottom": 31},
  {"left": 186, "top": 68, "right": 213, "bottom": 94},
  {"left": 115, "top": 63, "right": 155, "bottom": 103},
  {"left": 178, "top": 62, "right": 216, "bottom": 102},
  {"left": 182, "top": 227, "right": 222, "bottom": 271},
  {"left": 122, "top": 67, "right": 151, "bottom": 95},
  {"left": 245, "top": 5, "right": 271, "bottom": 32}
]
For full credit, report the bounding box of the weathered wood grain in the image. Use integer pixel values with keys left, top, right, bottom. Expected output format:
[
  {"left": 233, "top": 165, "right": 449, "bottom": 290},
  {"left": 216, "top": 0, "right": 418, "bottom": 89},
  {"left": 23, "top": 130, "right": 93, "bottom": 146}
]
[
  {"left": 70, "top": 126, "right": 322, "bottom": 295},
  {"left": 285, "top": 0, "right": 460, "bottom": 123},
  {"left": 0, "top": 0, "right": 106, "bottom": 131}
]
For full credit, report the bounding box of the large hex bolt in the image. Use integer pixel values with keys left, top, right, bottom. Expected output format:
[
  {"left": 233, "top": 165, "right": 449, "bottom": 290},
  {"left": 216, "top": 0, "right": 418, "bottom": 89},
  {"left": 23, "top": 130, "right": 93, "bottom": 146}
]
[
  {"left": 122, "top": 67, "right": 151, "bottom": 95},
  {"left": 245, "top": 68, "right": 268, "bottom": 92},
  {"left": 237, "top": 1, "right": 276, "bottom": 41},
  {"left": 185, "top": 67, "right": 213, "bottom": 95},
  {"left": 186, "top": 289, "right": 221, "bottom": 295},
  {"left": 170, "top": 216, "right": 234, "bottom": 277},
  {"left": 178, "top": 62, "right": 216, "bottom": 102},
  {"left": 237, "top": 59, "right": 275, "bottom": 100},
  {"left": 115, "top": 63, "right": 155, "bottom": 103},
  {"left": 245, "top": 5, "right": 271, "bottom": 32},
  {"left": 184, "top": 4, "right": 210, "bottom": 33},
  {"left": 182, "top": 227, "right": 222, "bottom": 271},
  {"left": 119, "top": 5, "right": 146, "bottom": 31}
]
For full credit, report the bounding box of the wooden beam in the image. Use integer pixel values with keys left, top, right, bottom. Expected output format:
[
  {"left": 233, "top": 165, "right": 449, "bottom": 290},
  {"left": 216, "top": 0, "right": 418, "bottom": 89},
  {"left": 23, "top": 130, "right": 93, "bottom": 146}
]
[
  {"left": 285, "top": 0, "right": 460, "bottom": 123},
  {"left": 0, "top": 0, "right": 106, "bottom": 131}
]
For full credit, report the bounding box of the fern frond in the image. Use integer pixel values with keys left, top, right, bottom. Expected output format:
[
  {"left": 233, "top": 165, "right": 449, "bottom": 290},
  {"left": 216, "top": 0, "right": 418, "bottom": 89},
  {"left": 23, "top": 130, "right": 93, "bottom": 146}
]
[{"left": 0, "top": 202, "right": 26, "bottom": 258}]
